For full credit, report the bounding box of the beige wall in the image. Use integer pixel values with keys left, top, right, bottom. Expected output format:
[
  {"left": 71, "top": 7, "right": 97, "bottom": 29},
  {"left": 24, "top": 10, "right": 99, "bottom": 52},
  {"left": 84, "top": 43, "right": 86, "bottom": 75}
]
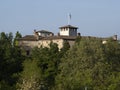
[
  {"left": 38, "top": 39, "right": 64, "bottom": 50},
  {"left": 60, "top": 28, "right": 69, "bottom": 36},
  {"left": 19, "top": 39, "right": 75, "bottom": 51},
  {"left": 60, "top": 28, "right": 77, "bottom": 36}
]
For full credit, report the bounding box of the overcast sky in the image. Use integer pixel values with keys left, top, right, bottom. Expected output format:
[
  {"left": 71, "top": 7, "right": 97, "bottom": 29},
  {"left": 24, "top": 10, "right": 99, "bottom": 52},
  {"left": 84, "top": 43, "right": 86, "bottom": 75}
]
[{"left": 0, "top": 0, "right": 120, "bottom": 38}]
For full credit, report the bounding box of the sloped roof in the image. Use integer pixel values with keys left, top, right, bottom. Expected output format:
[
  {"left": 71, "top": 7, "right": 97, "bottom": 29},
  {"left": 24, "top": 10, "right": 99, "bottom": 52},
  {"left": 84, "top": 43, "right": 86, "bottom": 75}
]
[
  {"left": 59, "top": 25, "right": 78, "bottom": 29},
  {"left": 18, "top": 35, "right": 38, "bottom": 41},
  {"left": 18, "top": 35, "right": 77, "bottom": 41},
  {"left": 36, "top": 30, "right": 53, "bottom": 33},
  {"left": 41, "top": 36, "right": 77, "bottom": 40},
  {"left": 18, "top": 35, "right": 116, "bottom": 42}
]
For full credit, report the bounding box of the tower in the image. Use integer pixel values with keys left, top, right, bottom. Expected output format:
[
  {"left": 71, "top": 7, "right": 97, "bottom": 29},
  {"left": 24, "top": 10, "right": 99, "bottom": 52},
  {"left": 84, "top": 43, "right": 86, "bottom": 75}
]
[
  {"left": 59, "top": 14, "right": 78, "bottom": 36},
  {"left": 59, "top": 25, "right": 78, "bottom": 36}
]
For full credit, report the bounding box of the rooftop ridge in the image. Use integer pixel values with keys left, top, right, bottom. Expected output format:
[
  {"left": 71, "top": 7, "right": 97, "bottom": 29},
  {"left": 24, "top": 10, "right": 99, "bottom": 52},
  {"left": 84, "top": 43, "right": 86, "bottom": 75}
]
[{"left": 59, "top": 25, "right": 78, "bottom": 29}]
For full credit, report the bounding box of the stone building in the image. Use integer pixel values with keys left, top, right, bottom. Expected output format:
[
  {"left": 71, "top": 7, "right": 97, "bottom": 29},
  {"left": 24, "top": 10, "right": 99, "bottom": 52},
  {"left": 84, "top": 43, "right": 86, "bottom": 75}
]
[
  {"left": 18, "top": 25, "right": 79, "bottom": 55},
  {"left": 18, "top": 24, "right": 118, "bottom": 55}
]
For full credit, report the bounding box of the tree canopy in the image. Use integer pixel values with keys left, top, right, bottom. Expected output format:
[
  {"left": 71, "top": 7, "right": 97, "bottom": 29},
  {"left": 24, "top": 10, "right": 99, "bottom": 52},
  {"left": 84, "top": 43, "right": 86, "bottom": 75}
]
[
  {"left": 0, "top": 31, "right": 120, "bottom": 90},
  {"left": 54, "top": 37, "right": 120, "bottom": 90},
  {"left": 0, "top": 32, "right": 24, "bottom": 89}
]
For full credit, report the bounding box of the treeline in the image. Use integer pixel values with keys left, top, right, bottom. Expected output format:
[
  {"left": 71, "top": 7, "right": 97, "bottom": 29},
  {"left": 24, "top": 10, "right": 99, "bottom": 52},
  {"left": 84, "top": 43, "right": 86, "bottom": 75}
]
[
  {"left": 0, "top": 32, "right": 120, "bottom": 90},
  {"left": 0, "top": 32, "right": 23, "bottom": 89}
]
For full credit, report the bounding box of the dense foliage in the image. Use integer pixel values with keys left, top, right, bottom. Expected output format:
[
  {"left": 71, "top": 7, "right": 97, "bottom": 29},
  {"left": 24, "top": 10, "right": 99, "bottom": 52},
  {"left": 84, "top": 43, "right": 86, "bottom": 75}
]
[
  {"left": 54, "top": 37, "right": 120, "bottom": 90},
  {"left": 0, "top": 32, "right": 24, "bottom": 90},
  {"left": 0, "top": 31, "right": 120, "bottom": 90}
]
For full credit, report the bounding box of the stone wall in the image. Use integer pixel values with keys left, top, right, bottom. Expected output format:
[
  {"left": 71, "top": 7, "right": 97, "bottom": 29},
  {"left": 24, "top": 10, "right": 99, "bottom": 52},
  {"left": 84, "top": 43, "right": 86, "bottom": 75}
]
[
  {"left": 19, "top": 40, "right": 38, "bottom": 50},
  {"left": 38, "top": 39, "right": 64, "bottom": 50}
]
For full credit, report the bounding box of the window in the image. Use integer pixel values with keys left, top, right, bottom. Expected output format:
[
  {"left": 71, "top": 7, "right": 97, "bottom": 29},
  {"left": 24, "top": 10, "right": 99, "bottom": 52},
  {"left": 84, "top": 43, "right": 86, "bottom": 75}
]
[{"left": 26, "top": 50, "right": 30, "bottom": 56}]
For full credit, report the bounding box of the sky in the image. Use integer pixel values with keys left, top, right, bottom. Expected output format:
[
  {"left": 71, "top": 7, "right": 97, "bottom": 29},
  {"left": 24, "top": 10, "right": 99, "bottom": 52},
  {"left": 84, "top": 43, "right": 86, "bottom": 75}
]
[{"left": 0, "top": 0, "right": 120, "bottom": 38}]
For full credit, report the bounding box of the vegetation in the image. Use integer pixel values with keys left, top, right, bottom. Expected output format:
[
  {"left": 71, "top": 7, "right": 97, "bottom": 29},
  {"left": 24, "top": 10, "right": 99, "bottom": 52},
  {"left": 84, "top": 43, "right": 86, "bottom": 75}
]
[
  {"left": 17, "top": 59, "right": 41, "bottom": 90},
  {"left": 0, "top": 32, "right": 24, "bottom": 90},
  {"left": 0, "top": 31, "right": 120, "bottom": 90},
  {"left": 54, "top": 37, "right": 120, "bottom": 90}
]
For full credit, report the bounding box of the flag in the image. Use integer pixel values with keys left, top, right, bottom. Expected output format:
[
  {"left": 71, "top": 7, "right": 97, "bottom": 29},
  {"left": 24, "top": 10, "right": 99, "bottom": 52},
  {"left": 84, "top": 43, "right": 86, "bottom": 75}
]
[
  {"left": 69, "top": 13, "right": 71, "bottom": 20},
  {"left": 68, "top": 13, "right": 71, "bottom": 25}
]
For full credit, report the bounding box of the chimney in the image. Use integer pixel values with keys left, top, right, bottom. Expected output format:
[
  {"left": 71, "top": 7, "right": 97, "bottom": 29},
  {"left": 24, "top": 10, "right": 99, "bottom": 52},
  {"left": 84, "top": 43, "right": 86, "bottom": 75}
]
[
  {"left": 113, "top": 35, "right": 117, "bottom": 41},
  {"left": 34, "top": 29, "right": 39, "bottom": 40},
  {"left": 77, "top": 33, "right": 81, "bottom": 36}
]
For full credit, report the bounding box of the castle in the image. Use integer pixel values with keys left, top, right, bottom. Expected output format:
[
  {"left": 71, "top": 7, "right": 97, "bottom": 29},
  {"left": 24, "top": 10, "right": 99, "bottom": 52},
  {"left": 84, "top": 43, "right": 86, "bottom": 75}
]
[
  {"left": 18, "top": 23, "right": 118, "bottom": 55},
  {"left": 18, "top": 24, "right": 80, "bottom": 55}
]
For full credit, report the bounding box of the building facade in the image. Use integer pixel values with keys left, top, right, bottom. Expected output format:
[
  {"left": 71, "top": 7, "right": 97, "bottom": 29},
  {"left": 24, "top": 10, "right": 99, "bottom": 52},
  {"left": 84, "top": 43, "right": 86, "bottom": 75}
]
[
  {"left": 59, "top": 25, "right": 78, "bottom": 36},
  {"left": 18, "top": 25, "right": 79, "bottom": 55},
  {"left": 18, "top": 24, "right": 118, "bottom": 55}
]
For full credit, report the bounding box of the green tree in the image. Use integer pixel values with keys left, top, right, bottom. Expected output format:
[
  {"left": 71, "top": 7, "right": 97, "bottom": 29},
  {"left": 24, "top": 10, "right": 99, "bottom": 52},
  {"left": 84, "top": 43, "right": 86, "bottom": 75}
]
[
  {"left": 60, "top": 40, "right": 70, "bottom": 53},
  {"left": 0, "top": 32, "right": 24, "bottom": 89},
  {"left": 17, "top": 59, "right": 41, "bottom": 90},
  {"left": 13, "top": 31, "right": 22, "bottom": 46},
  {"left": 75, "top": 36, "right": 81, "bottom": 44},
  {"left": 8, "top": 32, "right": 13, "bottom": 45},
  {"left": 54, "top": 37, "right": 120, "bottom": 90},
  {"left": 32, "top": 42, "right": 61, "bottom": 90}
]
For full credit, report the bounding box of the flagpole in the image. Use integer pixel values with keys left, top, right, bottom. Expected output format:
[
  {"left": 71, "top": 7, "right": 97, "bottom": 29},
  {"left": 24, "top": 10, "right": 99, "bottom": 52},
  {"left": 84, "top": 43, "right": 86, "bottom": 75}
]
[{"left": 68, "top": 13, "right": 71, "bottom": 25}]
